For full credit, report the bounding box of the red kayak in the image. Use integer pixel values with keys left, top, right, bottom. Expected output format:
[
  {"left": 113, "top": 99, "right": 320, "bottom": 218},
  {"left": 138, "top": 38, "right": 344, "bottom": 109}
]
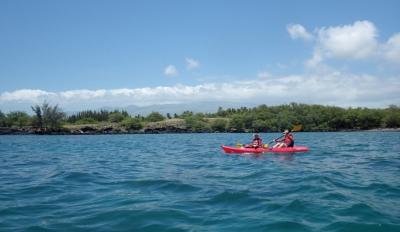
[{"left": 221, "top": 145, "right": 309, "bottom": 154}]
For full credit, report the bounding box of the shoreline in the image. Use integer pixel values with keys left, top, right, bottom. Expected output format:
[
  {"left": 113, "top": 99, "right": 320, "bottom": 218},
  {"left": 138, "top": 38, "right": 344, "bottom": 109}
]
[{"left": 1, "top": 127, "right": 399, "bottom": 135}]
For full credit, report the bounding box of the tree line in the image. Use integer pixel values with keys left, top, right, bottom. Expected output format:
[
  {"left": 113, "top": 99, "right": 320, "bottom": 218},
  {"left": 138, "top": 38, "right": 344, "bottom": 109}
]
[
  {"left": 0, "top": 102, "right": 399, "bottom": 132},
  {"left": 210, "top": 103, "right": 400, "bottom": 132}
]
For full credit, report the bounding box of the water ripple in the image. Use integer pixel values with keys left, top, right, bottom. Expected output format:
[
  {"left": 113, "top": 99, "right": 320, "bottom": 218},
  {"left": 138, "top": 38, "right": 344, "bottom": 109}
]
[{"left": 0, "top": 132, "right": 399, "bottom": 231}]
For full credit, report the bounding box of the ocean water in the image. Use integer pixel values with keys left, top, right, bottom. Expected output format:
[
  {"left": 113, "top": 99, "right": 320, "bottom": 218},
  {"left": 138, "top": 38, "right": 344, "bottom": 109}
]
[{"left": 0, "top": 132, "right": 399, "bottom": 232}]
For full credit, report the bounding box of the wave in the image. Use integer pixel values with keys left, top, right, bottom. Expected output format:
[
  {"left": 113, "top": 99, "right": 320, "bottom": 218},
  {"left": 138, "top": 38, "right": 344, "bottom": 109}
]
[
  {"left": 323, "top": 221, "right": 400, "bottom": 232},
  {"left": 334, "top": 203, "right": 389, "bottom": 223},
  {"left": 126, "top": 179, "right": 202, "bottom": 193},
  {"left": 2, "top": 133, "right": 400, "bottom": 231},
  {"left": 72, "top": 208, "right": 197, "bottom": 232},
  {"left": 62, "top": 171, "right": 99, "bottom": 183},
  {"left": 255, "top": 221, "right": 312, "bottom": 232},
  {"left": 205, "top": 190, "right": 260, "bottom": 205}
]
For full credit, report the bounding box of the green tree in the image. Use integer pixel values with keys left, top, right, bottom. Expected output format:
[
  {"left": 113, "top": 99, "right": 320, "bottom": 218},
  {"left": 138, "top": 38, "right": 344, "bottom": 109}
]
[
  {"left": 251, "top": 119, "right": 269, "bottom": 132},
  {"left": 0, "top": 110, "right": 6, "bottom": 127},
  {"left": 384, "top": 105, "right": 400, "bottom": 128},
  {"left": 242, "top": 113, "right": 257, "bottom": 129},
  {"left": 146, "top": 112, "right": 165, "bottom": 122},
  {"left": 108, "top": 112, "right": 126, "bottom": 123},
  {"left": 31, "top": 102, "right": 65, "bottom": 131},
  {"left": 358, "top": 109, "right": 383, "bottom": 129},
  {"left": 217, "top": 107, "right": 226, "bottom": 117},
  {"left": 326, "top": 107, "right": 346, "bottom": 131},
  {"left": 211, "top": 119, "right": 227, "bottom": 132},
  {"left": 31, "top": 105, "right": 43, "bottom": 129},
  {"left": 180, "top": 111, "right": 193, "bottom": 119},
  {"left": 75, "top": 118, "right": 98, "bottom": 124},
  {"left": 228, "top": 115, "right": 245, "bottom": 132},
  {"left": 46, "top": 104, "right": 65, "bottom": 130},
  {"left": 184, "top": 115, "right": 210, "bottom": 132},
  {"left": 6, "top": 111, "right": 31, "bottom": 127},
  {"left": 120, "top": 117, "right": 143, "bottom": 130},
  {"left": 192, "top": 120, "right": 210, "bottom": 132},
  {"left": 67, "top": 110, "right": 109, "bottom": 123}
]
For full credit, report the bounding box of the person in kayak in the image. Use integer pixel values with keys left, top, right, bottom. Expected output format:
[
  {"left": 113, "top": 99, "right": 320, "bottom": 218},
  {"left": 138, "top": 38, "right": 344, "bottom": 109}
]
[
  {"left": 245, "top": 133, "right": 263, "bottom": 148},
  {"left": 273, "top": 129, "right": 294, "bottom": 148}
]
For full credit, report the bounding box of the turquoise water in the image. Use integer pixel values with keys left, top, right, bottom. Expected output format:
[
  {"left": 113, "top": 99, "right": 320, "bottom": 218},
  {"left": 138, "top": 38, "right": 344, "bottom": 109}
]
[{"left": 0, "top": 132, "right": 399, "bottom": 232}]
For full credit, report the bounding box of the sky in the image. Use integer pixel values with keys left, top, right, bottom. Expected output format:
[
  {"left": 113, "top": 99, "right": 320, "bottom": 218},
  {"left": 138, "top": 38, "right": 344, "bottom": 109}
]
[{"left": 0, "top": 0, "right": 399, "bottom": 112}]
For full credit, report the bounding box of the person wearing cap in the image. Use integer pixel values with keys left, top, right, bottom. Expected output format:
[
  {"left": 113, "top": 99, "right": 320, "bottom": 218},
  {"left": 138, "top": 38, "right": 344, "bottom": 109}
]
[
  {"left": 244, "top": 133, "right": 263, "bottom": 148},
  {"left": 273, "top": 129, "right": 294, "bottom": 148}
]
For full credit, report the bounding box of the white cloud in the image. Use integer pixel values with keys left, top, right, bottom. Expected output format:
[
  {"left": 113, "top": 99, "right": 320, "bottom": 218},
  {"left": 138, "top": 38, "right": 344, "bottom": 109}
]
[
  {"left": 164, "top": 65, "right": 178, "bottom": 76},
  {"left": 306, "top": 49, "right": 324, "bottom": 68},
  {"left": 316, "top": 20, "right": 378, "bottom": 59},
  {"left": 287, "top": 24, "right": 314, "bottom": 41},
  {"left": 0, "top": 89, "right": 55, "bottom": 102},
  {"left": 1, "top": 20, "right": 399, "bottom": 112},
  {"left": 294, "top": 20, "right": 400, "bottom": 67},
  {"left": 384, "top": 33, "right": 400, "bottom": 64},
  {"left": 60, "top": 89, "right": 107, "bottom": 99},
  {"left": 186, "top": 58, "right": 200, "bottom": 70},
  {"left": 1, "top": 71, "right": 399, "bottom": 110}
]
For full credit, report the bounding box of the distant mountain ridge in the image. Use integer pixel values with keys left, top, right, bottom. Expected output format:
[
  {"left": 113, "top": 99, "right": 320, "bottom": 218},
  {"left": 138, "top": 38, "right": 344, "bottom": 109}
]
[
  {"left": 106, "top": 102, "right": 259, "bottom": 116},
  {"left": 1, "top": 101, "right": 259, "bottom": 115}
]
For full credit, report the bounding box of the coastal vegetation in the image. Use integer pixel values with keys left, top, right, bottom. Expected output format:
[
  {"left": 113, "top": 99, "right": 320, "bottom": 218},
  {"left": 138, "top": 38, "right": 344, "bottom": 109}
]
[{"left": 0, "top": 103, "right": 399, "bottom": 134}]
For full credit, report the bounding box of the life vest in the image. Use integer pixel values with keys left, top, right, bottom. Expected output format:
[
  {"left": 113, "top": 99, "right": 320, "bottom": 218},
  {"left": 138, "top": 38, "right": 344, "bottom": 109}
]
[
  {"left": 252, "top": 138, "right": 263, "bottom": 147},
  {"left": 284, "top": 134, "right": 294, "bottom": 147}
]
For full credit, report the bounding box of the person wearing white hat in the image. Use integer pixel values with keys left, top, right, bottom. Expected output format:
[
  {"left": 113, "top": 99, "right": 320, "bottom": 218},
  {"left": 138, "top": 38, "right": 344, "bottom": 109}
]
[{"left": 273, "top": 129, "right": 294, "bottom": 148}]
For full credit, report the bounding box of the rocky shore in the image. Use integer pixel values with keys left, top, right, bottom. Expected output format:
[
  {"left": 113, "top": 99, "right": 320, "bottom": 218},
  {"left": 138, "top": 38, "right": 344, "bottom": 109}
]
[
  {"left": 1, "top": 124, "right": 399, "bottom": 135},
  {"left": 0, "top": 119, "right": 195, "bottom": 135}
]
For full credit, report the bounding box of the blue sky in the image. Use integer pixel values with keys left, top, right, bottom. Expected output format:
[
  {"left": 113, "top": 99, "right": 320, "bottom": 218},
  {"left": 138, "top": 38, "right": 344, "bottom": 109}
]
[{"left": 0, "top": 0, "right": 399, "bottom": 111}]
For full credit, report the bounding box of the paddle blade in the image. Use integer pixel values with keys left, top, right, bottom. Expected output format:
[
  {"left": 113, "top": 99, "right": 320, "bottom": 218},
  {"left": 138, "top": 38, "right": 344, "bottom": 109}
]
[{"left": 292, "top": 125, "right": 302, "bottom": 132}]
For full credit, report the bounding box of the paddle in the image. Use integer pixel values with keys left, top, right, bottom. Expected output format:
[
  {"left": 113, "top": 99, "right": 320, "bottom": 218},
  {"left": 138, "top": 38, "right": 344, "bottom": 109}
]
[
  {"left": 267, "top": 125, "right": 302, "bottom": 145},
  {"left": 236, "top": 125, "right": 303, "bottom": 148},
  {"left": 292, "top": 125, "right": 303, "bottom": 132},
  {"left": 267, "top": 136, "right": 282, "bottom": 145}
]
